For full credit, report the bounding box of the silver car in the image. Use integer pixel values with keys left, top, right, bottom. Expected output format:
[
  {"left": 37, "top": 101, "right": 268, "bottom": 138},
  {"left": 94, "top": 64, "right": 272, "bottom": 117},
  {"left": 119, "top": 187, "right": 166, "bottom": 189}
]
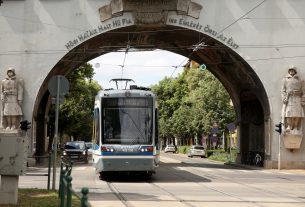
[
  {"left": 164, "top": 145, "right": 177, "bottom": 153},
  {"left": 187, "top": 145, "right": 205, "bottom": 158}
]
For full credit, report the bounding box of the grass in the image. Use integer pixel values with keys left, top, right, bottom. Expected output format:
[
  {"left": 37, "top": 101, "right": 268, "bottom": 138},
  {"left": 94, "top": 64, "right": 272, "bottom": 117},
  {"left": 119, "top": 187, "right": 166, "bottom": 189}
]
[
  {"left": 207, "top": 149, "right": 237, "bottom": 163},
  {"left": 177, "top": 145, "right": 237, "bottom": 163},
  {"left": 0, "top": 188, "right": 81, "bottom": 207}
]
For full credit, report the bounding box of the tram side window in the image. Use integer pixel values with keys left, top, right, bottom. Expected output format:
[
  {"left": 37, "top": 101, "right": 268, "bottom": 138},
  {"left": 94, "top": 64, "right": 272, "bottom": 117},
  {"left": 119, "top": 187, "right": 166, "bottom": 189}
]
[
  {"left": 94, "top": 108, "right": 100, "bottom": 146},
  {"left": 155, "top": 108, "right": 159, "bottom": 149}
]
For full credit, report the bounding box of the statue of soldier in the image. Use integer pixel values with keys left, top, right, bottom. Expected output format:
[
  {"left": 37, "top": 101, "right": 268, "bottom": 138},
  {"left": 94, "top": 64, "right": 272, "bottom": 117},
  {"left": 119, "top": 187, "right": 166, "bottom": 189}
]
[
  {"left": 281, "top": 67, "right": 305, "bottom": 133},
  {"left": 1, "top": 68, "right": 23, "bottom": 130}
]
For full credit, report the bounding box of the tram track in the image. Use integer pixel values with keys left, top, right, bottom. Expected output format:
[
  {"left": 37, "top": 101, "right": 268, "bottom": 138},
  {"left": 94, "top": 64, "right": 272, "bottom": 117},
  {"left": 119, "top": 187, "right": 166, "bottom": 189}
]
[
  {"left": 106, "top": 181, "right": 134, "bottom": 207},
  {"left": 146, "top": 180, "right": 197, "bottom": 207},
  {"left": 82, "top": 155, "right": 305, "bottom": 206},
  {"left": 96, "top": 154, "right": 305, "bottom": 207},
  {"left": 160, "top": 157, "right": 305, "bottom": 206},
  {"left": 103, "top": 164, "right": 294, "bottom": 207},
  {"left": 105, "top": 177, "right": 197, "bottom": 207}
]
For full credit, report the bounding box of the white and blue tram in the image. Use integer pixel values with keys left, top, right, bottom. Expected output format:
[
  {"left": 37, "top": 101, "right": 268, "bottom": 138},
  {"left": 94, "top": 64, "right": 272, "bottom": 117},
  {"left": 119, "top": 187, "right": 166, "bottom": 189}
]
[{"left": 92, "top": 79, "right": 160, "bottom": 178}]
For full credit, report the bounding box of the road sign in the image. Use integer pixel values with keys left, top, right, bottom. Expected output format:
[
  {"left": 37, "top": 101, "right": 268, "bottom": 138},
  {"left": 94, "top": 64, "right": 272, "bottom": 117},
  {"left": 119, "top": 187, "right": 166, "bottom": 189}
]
[
  {"left": 48, "top": 75, "right": 69, "bottom": 96},
  {"left": 227, "top": 123, "right": 235, "bottom": 133},
  {"left": 211, "top": 127, "right": 218, "bottom": 134},
  {"left": 199, "top": 64, "right": 206, "bottom": 71}
]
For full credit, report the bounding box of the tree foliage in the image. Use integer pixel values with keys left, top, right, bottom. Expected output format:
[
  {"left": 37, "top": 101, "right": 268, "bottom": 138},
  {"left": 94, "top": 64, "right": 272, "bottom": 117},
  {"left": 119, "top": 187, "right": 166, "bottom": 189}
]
[
  {"left": 151, "top": 66, "right": 236, "bottom": 145},
  {"left": 49, "top": 63, "right": 101, "bottom": 142}
]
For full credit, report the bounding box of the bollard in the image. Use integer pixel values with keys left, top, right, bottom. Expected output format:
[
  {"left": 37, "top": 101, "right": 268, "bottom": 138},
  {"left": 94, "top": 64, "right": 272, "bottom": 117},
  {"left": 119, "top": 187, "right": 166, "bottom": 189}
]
[
  {"left": 58, "top": 157, "right": 90, "bottom": 207},
  {"left": 66, "top": 176, "right": 72, "bottom": 207},
  {"left": 81, "top": 188, "right": 89, "bottom": 207},
  {"left": 59, "top": 169, "right": 66, "bottom": 207}
]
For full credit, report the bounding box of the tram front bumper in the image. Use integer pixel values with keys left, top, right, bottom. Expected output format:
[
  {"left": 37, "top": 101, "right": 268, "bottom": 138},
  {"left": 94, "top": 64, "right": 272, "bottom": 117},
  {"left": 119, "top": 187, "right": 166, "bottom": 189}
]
[{"left": 95, "top": 156, "right": 158, "bottom": 173}]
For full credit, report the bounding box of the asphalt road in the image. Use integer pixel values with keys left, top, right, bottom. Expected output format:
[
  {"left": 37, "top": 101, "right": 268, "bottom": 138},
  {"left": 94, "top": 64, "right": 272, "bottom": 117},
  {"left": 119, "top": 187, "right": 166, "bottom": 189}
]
[{"left": 19, "top": 152, "right": 305, "bottom": 207}]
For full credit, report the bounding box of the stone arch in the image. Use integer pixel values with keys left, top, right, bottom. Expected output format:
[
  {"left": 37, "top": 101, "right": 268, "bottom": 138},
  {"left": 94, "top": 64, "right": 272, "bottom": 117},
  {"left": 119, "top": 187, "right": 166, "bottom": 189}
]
[{"left": 32, "top": 23, "right": 270, "bottom": 166}]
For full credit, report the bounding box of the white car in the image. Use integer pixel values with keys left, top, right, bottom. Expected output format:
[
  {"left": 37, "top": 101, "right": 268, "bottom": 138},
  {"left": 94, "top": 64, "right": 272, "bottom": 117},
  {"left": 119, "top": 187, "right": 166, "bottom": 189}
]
[
  {"left": 164, "top": 145, "right": 177, "bottom": 153},
  {"left": 187, "top": 145, "right": 205, "bottom": 158}
]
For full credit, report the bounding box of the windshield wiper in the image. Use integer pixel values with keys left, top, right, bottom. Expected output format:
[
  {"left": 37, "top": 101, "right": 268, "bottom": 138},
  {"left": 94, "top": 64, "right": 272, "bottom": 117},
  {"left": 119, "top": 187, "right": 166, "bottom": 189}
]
[{"left": 120, "top": 110, "right": 146, "bottom": 144}]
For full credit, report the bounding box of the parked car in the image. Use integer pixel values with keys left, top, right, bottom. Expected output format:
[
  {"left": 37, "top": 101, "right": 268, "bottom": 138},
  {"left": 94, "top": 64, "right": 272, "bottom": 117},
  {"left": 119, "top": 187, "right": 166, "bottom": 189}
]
[
  {"left": 63, "top": 141, "right": 88, "bottom": 163},
  {"left": 187, "top": 145, "right": 205, "bottom": 158},
  {"left": 85, "top": 142, "right": 93, "bottom": 158},
  {"left": 164, "top": 145, "right": 177, "bottom": 153}
]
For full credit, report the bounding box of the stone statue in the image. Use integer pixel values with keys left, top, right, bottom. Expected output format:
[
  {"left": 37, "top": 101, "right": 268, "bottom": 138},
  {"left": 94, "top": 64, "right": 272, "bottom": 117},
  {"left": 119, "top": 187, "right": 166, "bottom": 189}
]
[
  {"left": 1, "top": 68, "right": 23, "bottom": 130},
  {"left": 281, "top": 67, "right": 305, "bottom": 133}
]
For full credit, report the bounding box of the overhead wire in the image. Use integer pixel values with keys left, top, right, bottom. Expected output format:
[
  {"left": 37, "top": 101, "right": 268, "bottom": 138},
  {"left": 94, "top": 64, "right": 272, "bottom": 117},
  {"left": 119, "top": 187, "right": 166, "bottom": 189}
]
[{"left": 169, "top": 0, "right": 267, "bottom": 77}]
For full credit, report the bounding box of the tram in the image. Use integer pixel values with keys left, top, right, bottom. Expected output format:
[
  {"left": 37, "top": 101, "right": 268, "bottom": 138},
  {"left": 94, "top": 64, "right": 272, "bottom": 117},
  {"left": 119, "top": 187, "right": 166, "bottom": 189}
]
[{"left": 92, "top": 79, "right": 160, "bottom": 178}]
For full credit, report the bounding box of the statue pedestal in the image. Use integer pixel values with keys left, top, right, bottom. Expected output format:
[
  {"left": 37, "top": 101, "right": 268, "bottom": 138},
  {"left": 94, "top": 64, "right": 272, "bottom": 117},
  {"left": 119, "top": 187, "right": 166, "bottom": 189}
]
[
  {"left": 0, "top": 134, "right": 27, "bottom": 204},
  {"left": 283, "top": 133, "right": 303, "bottom": 149},
  {"left": 0, "top": 176, "right": 19, "bottom": 204}
]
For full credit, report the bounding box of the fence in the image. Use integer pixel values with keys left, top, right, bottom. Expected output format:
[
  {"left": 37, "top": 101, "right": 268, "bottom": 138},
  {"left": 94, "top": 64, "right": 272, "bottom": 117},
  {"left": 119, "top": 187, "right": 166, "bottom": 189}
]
[{"left": 58, "top": 157, "right": 90, "bottom": 207}]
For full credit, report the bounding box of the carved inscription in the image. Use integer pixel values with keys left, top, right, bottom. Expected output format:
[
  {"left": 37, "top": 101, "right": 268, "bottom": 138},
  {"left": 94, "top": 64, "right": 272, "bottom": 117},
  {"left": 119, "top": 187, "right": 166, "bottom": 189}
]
[
  {"left": 65, "top": 16, "right": 133, "bottom": 50},
  {"left": 167, "top": 17, "right": 239, "bottom": 50},
  {"left": 65, "top": 1, "right": 238, "bottom": 51}
]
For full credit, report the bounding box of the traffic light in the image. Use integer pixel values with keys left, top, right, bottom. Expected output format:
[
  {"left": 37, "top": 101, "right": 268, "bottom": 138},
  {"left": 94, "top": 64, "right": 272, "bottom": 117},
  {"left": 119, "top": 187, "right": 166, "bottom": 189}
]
[
  {"left": 275, "top": 122, "right": 282, "bottom": 134},
  {"left": 20, "top": 120, "right": 31, "bottom": 131}
]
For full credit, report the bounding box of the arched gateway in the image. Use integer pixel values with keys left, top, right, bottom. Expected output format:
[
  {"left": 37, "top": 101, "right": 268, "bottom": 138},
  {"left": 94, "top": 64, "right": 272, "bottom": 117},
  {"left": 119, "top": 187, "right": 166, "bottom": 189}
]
[{"left": 1, "top": 0, "right": 305, "bottom": 169}]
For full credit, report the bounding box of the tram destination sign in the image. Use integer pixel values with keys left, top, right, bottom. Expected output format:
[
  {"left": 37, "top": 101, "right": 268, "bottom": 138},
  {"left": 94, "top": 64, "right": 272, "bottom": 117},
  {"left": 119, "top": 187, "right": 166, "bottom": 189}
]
[{"left": 102, "top": 97, "right": 153, "bottom": 107}]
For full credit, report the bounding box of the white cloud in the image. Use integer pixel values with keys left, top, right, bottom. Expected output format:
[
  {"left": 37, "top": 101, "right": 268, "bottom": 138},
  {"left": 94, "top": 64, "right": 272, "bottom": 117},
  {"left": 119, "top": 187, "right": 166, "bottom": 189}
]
[{"left": 89, "top": 50, "right": 187, "bottom": 89}]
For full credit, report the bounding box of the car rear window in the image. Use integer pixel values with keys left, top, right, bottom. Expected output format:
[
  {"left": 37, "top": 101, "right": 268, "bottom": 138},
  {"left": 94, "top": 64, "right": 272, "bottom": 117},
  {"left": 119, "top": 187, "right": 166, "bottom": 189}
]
[
  {"left": 194, "top": 146, "right": 204, "bottom": 150},
  {"left": 65, "top": 142, "right": 85, "bottom": 150}
]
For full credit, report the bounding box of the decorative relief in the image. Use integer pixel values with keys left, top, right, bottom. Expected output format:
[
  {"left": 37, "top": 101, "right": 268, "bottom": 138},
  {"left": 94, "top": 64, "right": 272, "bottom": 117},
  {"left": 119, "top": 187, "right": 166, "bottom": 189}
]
[
  {"left": 187, "top": 2, "right": 202, "bottom": 18},
  {"left": 177, "top": 0, "right": 190, "bottom": 15},
  {"left": 281, "top": 66, "right": 305, "bottom": 149},
  {"left": 281, "top": 67, "right": 305, "bottom": 134},
  {"left": 1, "top": 68, "right": 24, "bottom": 131},
  {"left": 134, "top": 12, "right": 167, "bottom": 24},
  {"left": 99, "top": 0, "right": 202, "bottom": 23}
]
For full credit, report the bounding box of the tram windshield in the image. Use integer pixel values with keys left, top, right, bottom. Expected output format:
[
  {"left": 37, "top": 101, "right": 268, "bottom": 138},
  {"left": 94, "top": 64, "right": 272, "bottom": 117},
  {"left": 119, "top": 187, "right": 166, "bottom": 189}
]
[{"left": 102, "top": 97, "right": 153, "bottom": 145}]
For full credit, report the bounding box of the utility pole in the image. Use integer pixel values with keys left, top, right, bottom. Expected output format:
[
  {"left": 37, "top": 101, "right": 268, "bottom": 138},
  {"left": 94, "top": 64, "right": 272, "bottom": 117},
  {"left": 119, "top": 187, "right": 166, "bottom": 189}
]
[{"left": 47, "top": 75, "right": 69, "bottom": 190}]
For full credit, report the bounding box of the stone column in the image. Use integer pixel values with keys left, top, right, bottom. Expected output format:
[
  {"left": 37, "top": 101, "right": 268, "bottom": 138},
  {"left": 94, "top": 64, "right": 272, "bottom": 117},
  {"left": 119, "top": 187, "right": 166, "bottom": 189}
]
[{"left": 0, "top": 134, "right": 27, "bottom": 204}]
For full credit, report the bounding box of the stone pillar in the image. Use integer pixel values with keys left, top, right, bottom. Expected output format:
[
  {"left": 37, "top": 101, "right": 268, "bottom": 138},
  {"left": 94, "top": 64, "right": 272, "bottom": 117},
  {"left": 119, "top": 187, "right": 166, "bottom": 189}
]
[
  {"left": 0, "top": 133, "right": 27, "bottom": 204},
  {"left": 0, "top": 175, "right": 19, "bottom": 204}
]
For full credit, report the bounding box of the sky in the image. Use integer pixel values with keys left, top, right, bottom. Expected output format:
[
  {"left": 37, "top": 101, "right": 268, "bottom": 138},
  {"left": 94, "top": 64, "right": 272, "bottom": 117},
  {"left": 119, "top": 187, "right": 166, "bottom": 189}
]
[{"left": 88, "top": 50, "right": 188, "bottom": 89}]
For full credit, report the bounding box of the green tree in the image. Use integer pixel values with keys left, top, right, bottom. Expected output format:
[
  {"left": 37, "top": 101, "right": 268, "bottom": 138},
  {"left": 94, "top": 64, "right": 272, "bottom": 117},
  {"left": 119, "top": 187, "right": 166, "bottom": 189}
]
[
  {"left": 152, "top": 75, "right": 189, "bottom": 145},
  {"left": 152, "top": 66, "right": 236, "bottom": 146},
  {"left": 49, "top": 63, "right": 101, "bottom": 142}
]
